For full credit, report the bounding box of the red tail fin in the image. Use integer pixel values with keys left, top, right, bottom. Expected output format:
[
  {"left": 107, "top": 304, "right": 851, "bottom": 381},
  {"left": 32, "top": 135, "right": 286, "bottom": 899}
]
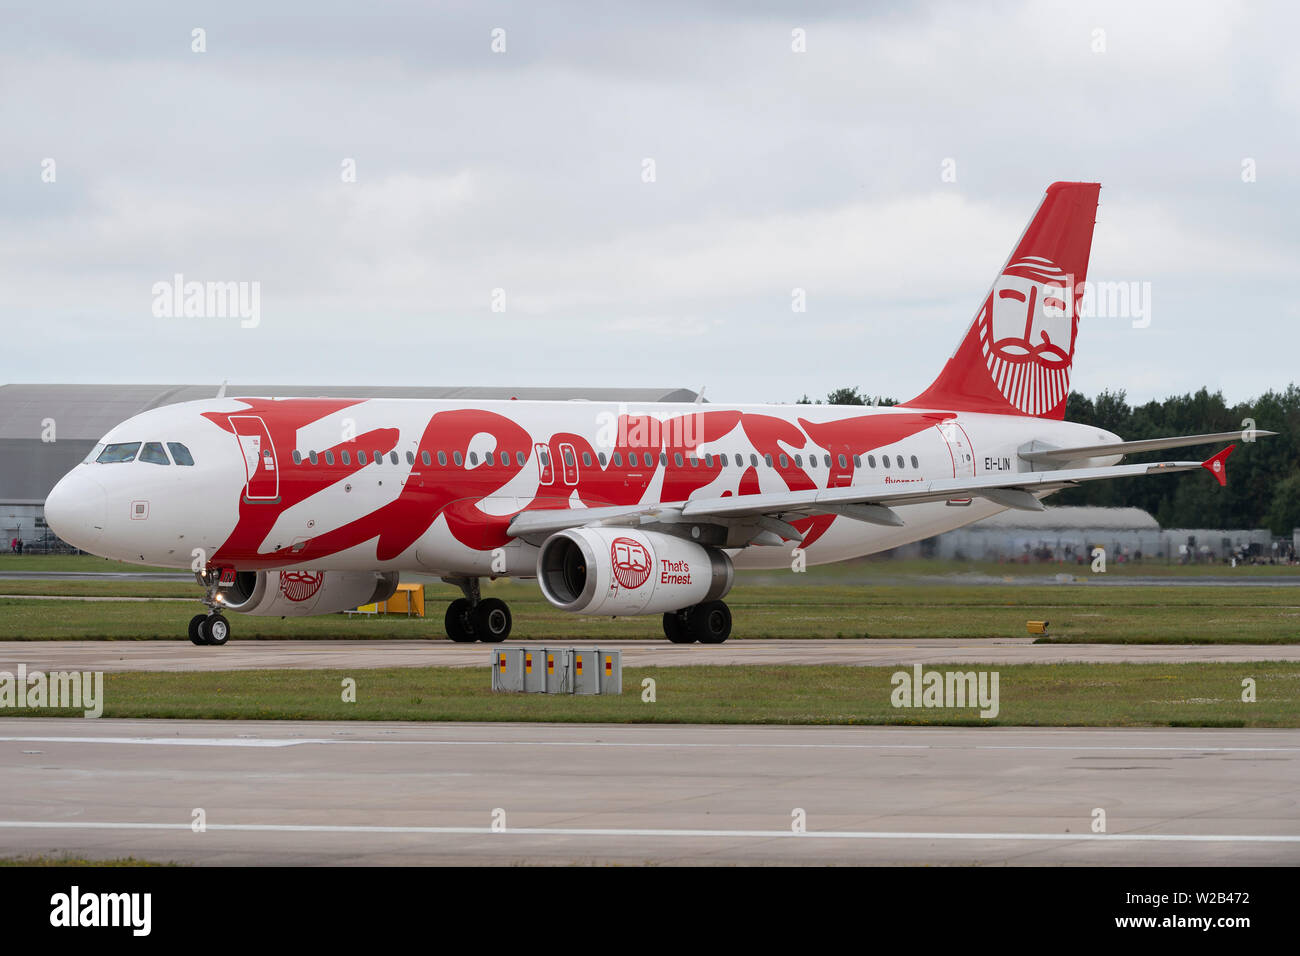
[
  {"left": 904, "top": 182, "right": 1101, "bottom": 419},
  {"left": 1202, "top": 445, "right": 1234, "bottom": 487}
]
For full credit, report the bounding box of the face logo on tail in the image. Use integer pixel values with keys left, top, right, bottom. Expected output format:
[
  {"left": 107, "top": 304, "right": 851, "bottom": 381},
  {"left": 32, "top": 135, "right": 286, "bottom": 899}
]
[
  {"left": 279, "top": 570, "right": 324, "bottom": 602},
  {"left": 610, "top": 537, "right": 652, "bottom": 590},
  {"left": 978, "top": 256, "right": 1080, "bottom": 416}
]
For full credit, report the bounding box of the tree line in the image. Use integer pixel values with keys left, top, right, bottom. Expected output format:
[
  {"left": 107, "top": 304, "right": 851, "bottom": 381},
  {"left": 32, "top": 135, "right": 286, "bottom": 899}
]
[{"left": 797, "top": 385, "right": 1300, "bottom": 533}]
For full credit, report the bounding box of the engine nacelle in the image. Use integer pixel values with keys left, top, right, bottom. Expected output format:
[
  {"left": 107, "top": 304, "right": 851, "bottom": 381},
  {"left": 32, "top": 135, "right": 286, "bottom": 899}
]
[
  {"left": 216, "top": 570, "right": 399, "bottom": 617},
  {"left": 537, "top": 528, "right": 733, "bottom": 616}
]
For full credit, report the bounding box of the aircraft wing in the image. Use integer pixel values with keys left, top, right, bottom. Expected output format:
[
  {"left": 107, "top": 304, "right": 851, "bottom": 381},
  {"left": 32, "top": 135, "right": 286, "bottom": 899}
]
[{"left": 508, "top": 446, "right": 1237, "bottom": 542}]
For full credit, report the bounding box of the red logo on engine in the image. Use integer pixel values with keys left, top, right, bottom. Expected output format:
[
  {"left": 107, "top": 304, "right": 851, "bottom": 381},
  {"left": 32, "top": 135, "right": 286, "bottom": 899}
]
[
  {"left": 279, "top": 570, "right": 324, "bottom": 602},
  {"left": 610, "top": 537, "right": 652, "bottom": 590}
]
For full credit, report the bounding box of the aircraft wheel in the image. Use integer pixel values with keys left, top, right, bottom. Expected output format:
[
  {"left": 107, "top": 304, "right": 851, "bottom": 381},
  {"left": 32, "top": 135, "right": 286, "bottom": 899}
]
[
  {"left": 200, "top": 613, "right": 231, "bottom": 646},
  {"left": 689, "top": 600, "right": 731, "bottom": 644},
  {"left": 188, "top": 614, "right": 208, "bottom": 646},
  {"left": 663, "top": 611, "right": 695, "bottom": 644},
  {"left": 473, "top": 598, "right": 512, "bottom": 643},
  {"left": 445, "top": 598, "right": 477, "bottom": 642}
]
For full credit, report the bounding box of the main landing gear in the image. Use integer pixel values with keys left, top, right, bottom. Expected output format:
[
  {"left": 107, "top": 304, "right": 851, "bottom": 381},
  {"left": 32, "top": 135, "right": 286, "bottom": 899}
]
[
  {"left": 662, "top": 600, "right": 732, "bottom": 644},
  {"left": 442, "top": 577, "right": 512, "bottom": 643},
  {"left": 189, "top": 568, "right": 232, "bottom": 646}
]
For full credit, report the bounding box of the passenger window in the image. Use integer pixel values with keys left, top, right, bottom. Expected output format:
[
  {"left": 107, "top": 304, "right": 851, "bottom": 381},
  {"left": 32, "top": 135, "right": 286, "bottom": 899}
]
[
  {"left": 389, "top": 451, "right": 399, "bottom": 465},
  {"left": 853, "top": 455, "right": 862, "bottom": 468},
  {"left": 582, "top": 452, "right": 592, "bottom": 467},
  {"left": 516, "top": 451, "right": 526, "bottom": 467},
  {"left": 613, "top": 453, "right": 623, "bottom": 467},
  {"left": 598, "top": 452, "right": 607, "bottom": 467},
  {"left": 406, "top": 451, "right": 415, "bottom": 465},
  {"left": 838, "top": 454, "right": 847, "bottom": 468},
  {"left": 483, "top": 452, "right": 493, "bottom": 467},
  {"left": 422, "top": 451, "right": 432, "bottom": 466},
  {"left": 690, "top": 455, "right": 699, "bottom": 468},
  {"left": 809, "top": 455, "right": 818, "bottom": 469},
  {"left": 896, "top": 455, "right": 905, "bottom": 469},
  {"left": 660, "top": 453, "right": 667, "bottom": 466},
  {"left": 358, "top": 451, "right": 368, "bottom": 465},
  {"left": 96, "top": 442, "right": 141, "bottom": 464},
  {"left": 563, "top": 449, "right": 575, "bottom": 467},
  {"left": 325, "top": 451, "right": 335, "bottom": 465},
  {"left": 437, "top": 451, "right": 447, "bottom": 466},
  {"left": 911, "top": 455, "right": 919, "bottom": 468},
  {"left": 341, "top": 450, "right": 351, "bottom": 465},
  {"left": 734, "top": 454, "right": 742, "bottom": 467},
  {"left": 374, "top": 450, "right": 383, "bottom": 463},
  {"left": 750, "top": 454, "right": 758, "bottom": 467},
  {"left": 764, "top": 454, "right": 773, "bottom": 467},
  {"left": 454, "top": 451, "right": 463, "bottom": 466},
  {"left": 309, "top": 451, "right": 318, "bottom": 465},
  {"left": 674, "top": 453, "right": 684, "bottom": 467},
  {"left": 868, "top": 455, "right": 876, "bottom": 468},
  {"left": 540, "top": 451, "right": 550, "bottom": 467},
  {"left": 778, "top": 454, "right": 788, "bottom": 468},
  {"left": 469, "top": 451, "right": 478, "bottom": 466},
  {"left": 139, "top": 442, "right": 169, "bottom": 465},
  {"left": 292, "top": 450, "right": 303, "bottom": 465},
  {"left": 167, "top": 442, "right": 194, "bottom": 466}
]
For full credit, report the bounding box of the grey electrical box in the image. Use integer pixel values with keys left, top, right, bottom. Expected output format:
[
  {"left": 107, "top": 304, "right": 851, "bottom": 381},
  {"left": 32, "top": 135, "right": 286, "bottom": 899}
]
[
  {"left": 490, "top": 647, "right": 526, "bottom": 692},
  {"left": 572, "top": 647, "right": 621, "bottom": 695},
  {"left": 522, "top": 646, "right": 571, "bottom": 694},
  {"left": 491, "top": 646, "right": 619, "bottom": 695}
]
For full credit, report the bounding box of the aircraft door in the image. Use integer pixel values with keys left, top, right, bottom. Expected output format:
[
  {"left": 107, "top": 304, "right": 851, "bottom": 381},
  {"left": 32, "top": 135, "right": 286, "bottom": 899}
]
[{"left": 229, "top": 415, "right": 280, "bottom": 502}]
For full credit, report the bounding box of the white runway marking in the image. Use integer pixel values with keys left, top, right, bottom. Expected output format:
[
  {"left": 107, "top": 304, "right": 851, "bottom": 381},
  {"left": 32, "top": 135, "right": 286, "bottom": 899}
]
[
  {"left": 0, "top": 820, "right": 1295, "bottom": 843},
  {"left": 2, "top": 734, "right": 1298, "bottom": 753}
]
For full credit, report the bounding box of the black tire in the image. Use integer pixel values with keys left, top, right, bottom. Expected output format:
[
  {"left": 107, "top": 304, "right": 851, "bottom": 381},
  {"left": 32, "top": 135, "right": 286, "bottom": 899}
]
[
  {"left": 688, "top": 600, "right": 731, "bottom": 644},
  {"left": 473, "top": 598, "right": 512, "bottom": 642},
  {"left": 445, "top": 598, "right": 476, "bottom": 642},
  {"left": 188, "top": 614, "right": 208, "bottom": 646},
  {"left": 200, "top": 613, "right": 231, "bottom": 646},
  {"left": 663, "top": 611, "right": 695, "bottom": 643}
]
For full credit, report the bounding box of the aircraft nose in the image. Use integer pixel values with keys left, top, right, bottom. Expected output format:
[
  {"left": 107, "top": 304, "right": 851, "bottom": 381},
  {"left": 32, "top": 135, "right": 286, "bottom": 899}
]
[{"left": 44, "top": 471, "right": 107, "bottom": 551}]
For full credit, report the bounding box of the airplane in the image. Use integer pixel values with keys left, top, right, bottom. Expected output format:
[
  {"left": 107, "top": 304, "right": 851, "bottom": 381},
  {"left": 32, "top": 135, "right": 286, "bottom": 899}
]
[{"left": 43, "top": 181, "right": 1269, "bottom": 646}]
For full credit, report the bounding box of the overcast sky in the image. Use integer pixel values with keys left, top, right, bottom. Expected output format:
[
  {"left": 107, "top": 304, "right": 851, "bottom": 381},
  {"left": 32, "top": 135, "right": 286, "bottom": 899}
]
[{"left": 2, "top": 0, "right": 1296, "bottom": 406}]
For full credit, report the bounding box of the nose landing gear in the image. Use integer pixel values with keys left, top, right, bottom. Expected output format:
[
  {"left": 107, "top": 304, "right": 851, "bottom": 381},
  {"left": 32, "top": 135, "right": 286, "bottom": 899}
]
[
  {"left": 189, "top": 567, "right": 233, "bottom": 646},
  {"left": 442, "top": 577, "right": 512, "bottom": 643}
]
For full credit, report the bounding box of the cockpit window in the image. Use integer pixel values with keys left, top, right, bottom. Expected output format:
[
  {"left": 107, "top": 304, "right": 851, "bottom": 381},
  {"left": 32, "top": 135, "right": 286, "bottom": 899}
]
[
  {"left": 139, "top": 442, "right": 170, "bottom": 465},
  {"left": 96, "top": 442, "right": 141, "bottom": 463},
  {"left": 168, "top": 442, "right": 195, "bottom": 466},
  {"left": 83, "top": 443, "right": 105, "bottom": 464}
]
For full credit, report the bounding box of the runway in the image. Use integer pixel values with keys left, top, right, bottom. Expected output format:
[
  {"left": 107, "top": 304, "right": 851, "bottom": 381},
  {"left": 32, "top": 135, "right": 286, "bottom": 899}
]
[
  {"left": 0, "top": 718, "right": 1295, "bottom": 865},
  {"left": 1, "top": 638, "right": 1298, "bottom": 673}
]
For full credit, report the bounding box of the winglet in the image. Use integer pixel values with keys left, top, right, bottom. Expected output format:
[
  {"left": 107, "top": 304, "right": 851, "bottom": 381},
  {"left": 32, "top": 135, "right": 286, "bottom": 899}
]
[{"left": 1201, "top": 445, "right": 1235, "bottom": 487}]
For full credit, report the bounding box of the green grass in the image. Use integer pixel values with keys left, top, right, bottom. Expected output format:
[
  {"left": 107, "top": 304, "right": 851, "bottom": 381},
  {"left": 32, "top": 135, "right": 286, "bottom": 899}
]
[
  {"left": 1, "top": 576, "right": 1298, "bottom": 642},
  {"left": 3, "top": 552, "right": 1296, "bottom": 580},
  {"left": 0, "top": 856, "right": 175, "bottom": 867},
  {"left": 0, "top": 554, "right": 179, "bottom": 574},
  {"left": 9, "top": 663, "right": 1297, "bottom": 727}
]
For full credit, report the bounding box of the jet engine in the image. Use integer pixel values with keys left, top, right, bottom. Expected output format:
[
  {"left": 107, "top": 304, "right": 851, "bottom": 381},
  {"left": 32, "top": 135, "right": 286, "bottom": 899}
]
[
  {"left": 537, "top": 527, "right": 733, "bottom": 615},
  {"left": 215, "top": 570, "right": 399, "bottom": 617}
]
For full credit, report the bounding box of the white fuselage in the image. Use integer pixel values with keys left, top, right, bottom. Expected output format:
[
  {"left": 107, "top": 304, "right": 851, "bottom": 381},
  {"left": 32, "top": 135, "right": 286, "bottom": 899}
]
[{"left": 44, "top": 397, "right": 1121, "bottom": 575}]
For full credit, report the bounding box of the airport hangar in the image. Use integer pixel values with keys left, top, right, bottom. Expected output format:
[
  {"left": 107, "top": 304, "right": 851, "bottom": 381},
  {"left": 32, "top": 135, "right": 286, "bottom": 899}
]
[{"left": 0, "top": 383, "right": 700, "bottom": 547}]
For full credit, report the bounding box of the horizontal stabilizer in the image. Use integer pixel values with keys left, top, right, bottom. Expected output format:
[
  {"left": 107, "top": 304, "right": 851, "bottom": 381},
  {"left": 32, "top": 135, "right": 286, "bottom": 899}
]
[{"left": 1019, "top": 430, "right": 1274, "bottom": 464}]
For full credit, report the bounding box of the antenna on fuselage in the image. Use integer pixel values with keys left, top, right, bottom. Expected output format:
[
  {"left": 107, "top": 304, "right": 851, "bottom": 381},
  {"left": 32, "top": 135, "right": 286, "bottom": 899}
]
[
  {"left": 216, "top": 380, "right": 228, "bottom": 399},
  {"left": 694, "top": 386, "right": 706, "bottom": 405}
]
